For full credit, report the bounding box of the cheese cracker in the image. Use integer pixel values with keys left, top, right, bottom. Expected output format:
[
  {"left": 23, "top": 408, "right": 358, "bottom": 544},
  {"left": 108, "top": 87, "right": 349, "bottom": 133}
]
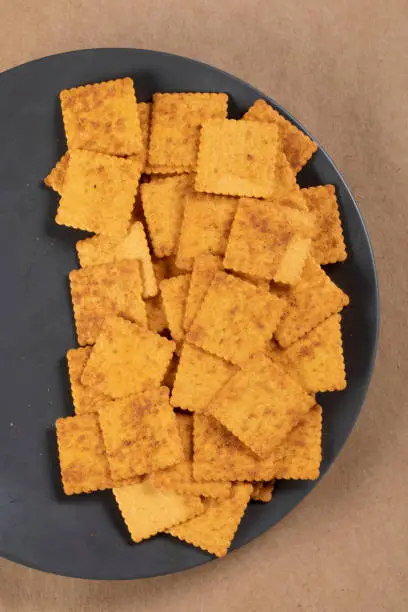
[
  {"left": 160, "top": 275, "right": 191, "bottom": 343},
  {"left": 67, "top": 347, "right": 109, "bottom": 415},
  {"left": 184, "top": 254, "right": 223, "bottom": 331}
]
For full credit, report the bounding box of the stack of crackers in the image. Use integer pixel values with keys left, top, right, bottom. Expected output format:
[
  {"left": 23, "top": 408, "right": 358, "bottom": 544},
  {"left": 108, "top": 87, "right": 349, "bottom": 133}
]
[{"left": 45, "top": 78, "right": 349, "bottom": 558}]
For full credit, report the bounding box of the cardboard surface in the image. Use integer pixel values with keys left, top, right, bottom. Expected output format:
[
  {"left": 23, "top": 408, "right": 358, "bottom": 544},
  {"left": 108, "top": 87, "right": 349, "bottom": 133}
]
[{"left": 0, "top": 0, "right": 407, "bottom": 610}]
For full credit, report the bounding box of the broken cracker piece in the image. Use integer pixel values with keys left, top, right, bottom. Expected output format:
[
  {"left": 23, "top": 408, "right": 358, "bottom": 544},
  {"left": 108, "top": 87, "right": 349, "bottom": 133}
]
[
  {"left": 251, "top": 481, "right": 275, "bottom": 502},
  {"left": 44, "top": 152, "right": 70, "bottom": 195},
  {"left": 67, "top": 347, "right": 109, "bottom": 415},
  {"left": 160, "top": 275, "right": 191, "bottom": 343},
  {"left": 184, "top": 254, "right": 223, "bottom": 331}
]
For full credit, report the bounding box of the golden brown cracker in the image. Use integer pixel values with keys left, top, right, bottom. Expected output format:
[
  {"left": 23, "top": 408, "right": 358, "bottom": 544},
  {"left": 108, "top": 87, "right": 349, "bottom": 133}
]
[
  {"left": 151, "top": 413, "right": 232, "bottom": 498},
  {"left": 69, "top": 260, "right": 147, "bottom": 346},
  {"left": 162, "top": 353, "right": 179, "bottom": 390},
  {"left": 207, "top": 352, "right": 315, "bottom": 458},
  {"left": 55, "top": 413, "right": 111, "bottom": 495},
  {"left": 98, "top": 387, "right": 183, "bottom": 480},
  {"left": 129, "top": 102, "right": 151, "bottom": 173},
  {"left": 186, "top": 271, "right": 284, "bottom": 366},
  {"left": 273, "top": 257, "right": 349, "bottom": 348},
  {"left": 81, "top": 316, "right": 175, "bottom": 399},
  {"left": 223, "top": 198, "right": 314, "bottom": 285},
  {"left": 113, "top": 478, "right": 204, "bottom": 543},
  {"left": 56, "top": 150, "right": 139, "bottom": 237},
  {"left": 170, "top": 343, "right": 238, "bottom": 413},
  {"left": 76, "top": 222, "right": 157, "bottom": 298},
  {"left": 44, "top": 152, "right": 70, "bottom": 195},
  {"left": 176, "top": 192, "right": 237, "bottom": 270},
  {"left": 160, "top": 275, "right": 191, "bottom": 343},
  {"left": 148, "top": 92, "right": 228, "bottom": 170},
  {"left": 184, "top": 254, "right": 223, "bottom": 331},
  {"left": 195, "top": 119, "right": 279, "bottom": 198},
  {"left": 141, "top": 174, "right": 192, "bottom": 257},
  {"left": 60, "top": 77, "right": 142, "bottom": 156},
  {"left": 251, "top": 481, "right": 275, "bottom": 502},
  {"left": 67, "top": 347, "right": 109, "bottom": 415},
  {"left": 243, "top": 99, "right": 317, "bottom": 173},
  {"left": 270, "top": 315, "right": 346, "bottom": 393},
  {"left": 145, "top": 295, "right": 168, "bottom": 333},
  {"left": 167, "top": 483, "right": 252, "bottom": 557},
  {"left": 302, "top": 185, "right": 347, "bottom": 264}
]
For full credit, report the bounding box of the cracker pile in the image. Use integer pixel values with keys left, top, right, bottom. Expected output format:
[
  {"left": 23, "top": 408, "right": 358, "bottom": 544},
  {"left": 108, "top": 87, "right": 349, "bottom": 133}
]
[{"left": 46, "top": 78, "right": 349, "bottom": 558}]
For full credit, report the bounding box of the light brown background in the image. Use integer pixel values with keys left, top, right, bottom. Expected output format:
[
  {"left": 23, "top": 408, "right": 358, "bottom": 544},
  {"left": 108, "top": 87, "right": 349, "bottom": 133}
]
[{"left": 0, "top": 1, "right": 407, "bottom": 610}]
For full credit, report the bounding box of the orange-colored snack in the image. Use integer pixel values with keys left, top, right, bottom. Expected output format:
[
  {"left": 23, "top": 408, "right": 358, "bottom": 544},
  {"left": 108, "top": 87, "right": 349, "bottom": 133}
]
[
  {"left": 98, "top": 387, "right": 183, "bottom": 480},
  {"left": 160, "top": 275, "right": 191, "bottom": 343},
  {"left": 251, "top": 481, "right": 275, "bottom": 502},
  {"left": 66, "top": 347, "right": 109, "bottom": 415},
  {"left": 273, "top": 257, "right": 349, "bottom": 348},
  {"left": 56, "top": 150, "right": 139, "bottom": 237},
  {"left": 113, "top": 478, "right": 204, "bottom": 543},
  {"left": 44, "top": 152, "right": 70, "bottom": 195},
  {"left": 130, "top": 101, "right": 151, "bottom": 173},
  {"left": 207, "top": 353, "right": 315, "bottom": 458},
  {"left": 81, "top": 316, "right": 175, "bottom": 399},
  {"left": 69, "top": 260, "right": 147, "bottom": 346},
  {"left": 55, "top": 413, "right": 111, "bottom": 495},
  {"left": 184, "top": 254, "right": 222, "bottom": 331},
  {"left": 195, "top": 119, "right": 279, "bottom": 198},
  {"left": 302, "top": 185, "right": 347, "bottom": 264},
  {"left": 243, "top": 99, "right": 317, "bottom": 173},
  {"left": 187, "top": 271, "right": 284, "bottom": 366},
  {"left": 60, "top": 77, "right": 142, "bottom": 156},
  {"left": 148, "top": 92, "right": 228, "bottom": 170},
  {"left": 167, "top": 483, "right": 253, "bottom": 557}
]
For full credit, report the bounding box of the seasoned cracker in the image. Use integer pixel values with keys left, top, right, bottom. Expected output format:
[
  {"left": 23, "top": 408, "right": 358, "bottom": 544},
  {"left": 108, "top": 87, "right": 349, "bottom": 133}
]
[
  {"left": 145, "top": 295, "right": 168, "bottom": 333},
  {"left": 186, "top": 271, "right": 284, "bottom": 366},
  {"left": 81, "top": 316, "right": 175, "bottom": 399},
  {"left": 44, "top": 152, "right": 70, "bottom": 195},
  {"left": 113, "top": 478, "right": 204, "bottom": 543},
  {"left": 302, "top": 185, "right": 347, "bottom": 264},
  {"left": 56, "top": 150, "right": 139, "bottom": 237},
  {"left": 160, "top": 275, "right": 191, "bottom": 343},
  {"left": 176, "top": 192, "right": 237, "bottom": 270},
  {"left": 148, "top": 93, "right": 228, "bottom": 170},
  {"left": 141, "top": 175, "right": 192, "bottom": 257},
  {"left": 273, "top": 257, "right": 349, "bottom": 347},
  {"left": 207, "top": 352, "right": 315, "bottom": 458},
  {"left": 56, "top": 413, "right": 111, "bottom": 495},
  {"left": 60, "top": 77, "right": 142, "bottom": 156},
  {"left": 270, "top": 314, "right": 346, "bottom": 392},
  {"left": 195, "top": 119, "right": 279, "bottom": 198},
  {"left": 152, "top": 413, "right": 232, "bottom": 498},
  {"left": 224, "top": 198, "right": 314, "bottom": 285},
  {"left": 76, "top": 222, "right": 157, "bottom": 298},
  {"left": 170, "top": 343, "right": 238, "bottom": 412},
  {"left": 67, "top": 347, "right": 109, "bottom": 415},
  {"left": 98, "top": 387, "right": 183, "bottom": 480},
  {"left": 167, "top": 483, "right": 253, "bottom": 557},
  {"left": 243, "top": 99, "right": 317, "bottom": 173},
  {"left": 251, "top": 481, "right": 275, "bottom": 502},
  {"left": 130, "top": 102, "right": 151, "bottom": 173},
  {"left": 184, "top": 254, "right": 223, "bottom": 331},
  {"left": 69, "top": 260, "right": 147, "bottom": 346}
]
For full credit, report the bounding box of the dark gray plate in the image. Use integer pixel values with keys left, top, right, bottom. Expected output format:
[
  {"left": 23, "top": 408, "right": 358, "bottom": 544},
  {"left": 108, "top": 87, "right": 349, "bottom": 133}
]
[{"left": 0, "top": 49, "right": 379, "bottom": 580}]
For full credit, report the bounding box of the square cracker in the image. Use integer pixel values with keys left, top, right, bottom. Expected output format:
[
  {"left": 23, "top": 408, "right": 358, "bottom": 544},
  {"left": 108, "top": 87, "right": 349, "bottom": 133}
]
[
  {"left": 81, "top": 316, "right": 175, "bottom": 399},
  {"left": 141, "top": 175, "right": 192, "bottom": 258},
  {"left": 69, "top": 260, "right": 147, "bottom": 346},
  {"left": 113, "top": 478, "right": 204, "bottom": 543},
  {"left": 195, "top": 119, "right": 279, "bottom": 198},
  {"left": 207, "top": 352, "right": 315, "bottom": 458},
  {"left": 251, "top": 481, "right": 275, "bottom": 502},
  {"left": 160, "top": 275, "right": 191, "bottom": 343},
  {"left": 269, "top": 314, "right": 346, "bottom": 393},
  {"left": 56, "top": 150, "right": 139, "bottom": 237},
  {"left": 193, "top": 406, "right": 322, "bottom": 482},
  {"left": 184, "top": 254, "right": 223, "bottom": 331},
  {"left": 176, "top": 192, "right": 237, "bottom": 270},
  {"left": 67, "top": 347, "right": 109, "bottom": 415},
  {"left": 268, "top": 150, "right": 308, "bottom": 211},
  {"left": 76, "top": 222, "right": 157, "bottom": 298},
  {"left": 56, "top": 413, "right": 111, "bottom": 495},
  {"left": 170, "top": 343, "right": 238, "bottom": 413},
  {"left": 98, "top": 387, "right": 183, "bottom": 480},
  {"left": 224, "top": 198, "right": 314, "bottom": 285},
  {"left": 60, "top": 77, "right": 142, "bottom": 156},
  {"left": 273, "top": 257, "right": 349, "bottom": 348},
  {"left": 167, "top": 483, "right": 253, "bottom": 557},
  {"left": 151, "top": 413, "right": 232, "bottom": 498},
  {"left": 148, "top": 92, "right": 228, "bottom": 170},
  {"left": 243, "top": 99, "right": 317, "bottom": 173},
  {"left": 186, "top": 271, "right": 284, "bottom": 366},
  {"left": 302, "top": 185, "right": 347, "bottom": 264},
  {"left": 44, "top": 152, "right": 70, "bottom": 195},
  {"left": 129, "top": 101, "right": 151, "bottom": 173}
]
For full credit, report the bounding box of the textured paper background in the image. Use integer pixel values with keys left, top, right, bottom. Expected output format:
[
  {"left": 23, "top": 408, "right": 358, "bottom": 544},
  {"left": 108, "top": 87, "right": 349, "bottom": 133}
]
[{"left": 0, "top": 1, "right": 407, "bottom": 610}]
